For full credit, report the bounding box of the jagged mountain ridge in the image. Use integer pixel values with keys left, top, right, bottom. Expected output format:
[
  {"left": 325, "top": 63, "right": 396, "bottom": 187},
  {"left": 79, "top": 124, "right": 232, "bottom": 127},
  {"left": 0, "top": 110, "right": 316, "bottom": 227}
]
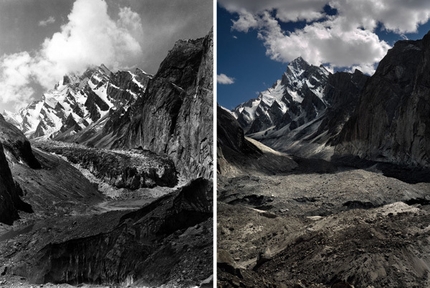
[
  {"left": 253, "top": 69, "right": 369, "bottom": 159},
  {"left": 231, "top": 57, "right": 369, "bottom": 159},
  {"left": 66, "top": 31, "right": 214, "bottom": 181},
  {"left": 4, "top": 64, "right": 152, "bottom": 140},
  {"left": 232, "top": 57, "right": 331, "bottom": 134},
  {"left": 233, "top": 31, "right": 430, "bottom": 168}
]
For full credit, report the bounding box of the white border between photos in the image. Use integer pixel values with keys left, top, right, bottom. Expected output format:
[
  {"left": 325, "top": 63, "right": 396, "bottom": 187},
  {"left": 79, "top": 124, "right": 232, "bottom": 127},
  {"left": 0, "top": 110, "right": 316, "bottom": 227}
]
[{"left": 212, "top": 0, "right": 218, "bottom": 286}]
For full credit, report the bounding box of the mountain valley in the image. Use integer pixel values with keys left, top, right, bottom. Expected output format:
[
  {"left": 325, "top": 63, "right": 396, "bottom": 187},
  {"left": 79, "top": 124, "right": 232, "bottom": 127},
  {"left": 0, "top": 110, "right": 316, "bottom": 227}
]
[
  {"left": 218, "top": 32, "right": 430, "bottom": 287},
  {"left": 0, "top": 30, "right": 213, "bottom": 288}
]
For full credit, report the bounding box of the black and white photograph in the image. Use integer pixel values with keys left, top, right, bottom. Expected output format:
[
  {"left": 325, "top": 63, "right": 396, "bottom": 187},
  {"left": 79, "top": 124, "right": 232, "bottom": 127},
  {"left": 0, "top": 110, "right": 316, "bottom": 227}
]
[{"left": 0, "top": 0, "right": 213, "bottom": 287}]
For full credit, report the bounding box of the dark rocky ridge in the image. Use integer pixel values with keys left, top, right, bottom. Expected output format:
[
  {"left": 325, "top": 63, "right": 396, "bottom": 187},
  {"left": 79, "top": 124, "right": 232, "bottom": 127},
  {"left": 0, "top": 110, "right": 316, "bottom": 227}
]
[
  {"left": 336, "top": 31, "right": 430, "bottom": 167},
  {"left": 217, "top": 106, "right": 297, "bottom": 176},
  {"left": 218, "top": 106, "right": 262, "bottom": 157},
  {"left": 23, "top": 178, "right": 212, "bottom": 286},
  {"left": 70, "top": 30, "right": 213, "bottom": 181},
  {"left": 0, "top": 115, "right": 36, "bottom": 224},
  {"left": 314, "top": 70, "right": 369, "bottom": 146},
  {"left": 0, "top": 143, "right": 33, "bottom": 225},
  {"left": 0, "top": 114, "right": 40, "bottom": 169}
]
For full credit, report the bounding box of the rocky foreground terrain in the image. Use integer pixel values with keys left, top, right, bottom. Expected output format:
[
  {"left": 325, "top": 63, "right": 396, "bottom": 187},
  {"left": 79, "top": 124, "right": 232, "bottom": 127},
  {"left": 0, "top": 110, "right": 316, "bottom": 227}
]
[
  {"left": 217, "top": 162, "right": 430, "bottom": 287},
  {"left": 217, "top": 106, "right": 430, "bottom": 287}
]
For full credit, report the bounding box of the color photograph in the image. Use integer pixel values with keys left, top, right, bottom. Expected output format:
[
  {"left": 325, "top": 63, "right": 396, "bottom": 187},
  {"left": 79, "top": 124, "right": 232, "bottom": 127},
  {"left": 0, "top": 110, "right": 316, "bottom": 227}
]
[{"left": 217, "top": 1, "right": 430, "bottom": 287}]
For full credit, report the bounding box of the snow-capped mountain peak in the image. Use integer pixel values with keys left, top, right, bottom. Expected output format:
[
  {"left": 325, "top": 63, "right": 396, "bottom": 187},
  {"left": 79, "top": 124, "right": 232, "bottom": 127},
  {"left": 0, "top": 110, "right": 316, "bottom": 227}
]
[
  {"left": 232, "top": 57, "right": 331, "bottom": 134},
  {"left": 4, "top": 64, "right": 152, "bottom": 139},
  {"left": 286, "top": 56, "right": 310, "bottom": 76}
]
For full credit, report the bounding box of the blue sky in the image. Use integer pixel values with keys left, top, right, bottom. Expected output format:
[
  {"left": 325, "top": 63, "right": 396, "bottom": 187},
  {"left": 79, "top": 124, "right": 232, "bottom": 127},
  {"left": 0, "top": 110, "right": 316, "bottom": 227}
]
[
  {"left": 0, "top": 0, "right": 212, "bottom": 113},
  {"left": 217, "top": 1, "right": 430, "bottom": 110}
]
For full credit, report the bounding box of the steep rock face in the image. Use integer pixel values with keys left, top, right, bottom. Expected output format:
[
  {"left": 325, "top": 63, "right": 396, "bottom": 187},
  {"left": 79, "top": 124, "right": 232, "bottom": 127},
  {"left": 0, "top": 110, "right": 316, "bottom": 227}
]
[
  {"left": 120, "top": 32, "right": 213, "bottom": 181},
  {"left": 0, "top": 143, "right": 33, "bottom": 225},
  {"left": 0, "top": 114, "right": 41, "bottom": 169},
  {"left": 26, "top": 178, "right": 213, "bottom": 286},
  {"left": 217, "top": 106, "right": 297, "bottom": 176},
  {"left": 336, "top": 32, "right": 430, "bottom": 167},
  {"left": 317, "top": 70, "right": 369, "bottom": 146},
  {"left": 72, "top": 31, "right": 213, "bottom": 181},
  {"left": 232, "top": 57, "right": 330, "bottom": 134},
  {"left": 0, "top": 115, "right": 36, "bottom": 224},
  {"left": 217, "top": 106, "right": 262, "bottom": 158}
]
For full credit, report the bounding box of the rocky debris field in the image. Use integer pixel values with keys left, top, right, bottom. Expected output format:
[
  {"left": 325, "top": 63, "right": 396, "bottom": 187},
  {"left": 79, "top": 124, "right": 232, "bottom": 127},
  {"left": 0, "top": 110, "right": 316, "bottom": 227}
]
[
  {"left": 217, "top": 158, "right": 430, "bottom": 287},
  {"left": 34, "top": 140, "right": 178, "bottom": 189},
  {"left": 0, "top": 179, "right": 213, "bottom": 288},
  {"left": 0, "top": 139, "right": 212, "bottom": 288}
]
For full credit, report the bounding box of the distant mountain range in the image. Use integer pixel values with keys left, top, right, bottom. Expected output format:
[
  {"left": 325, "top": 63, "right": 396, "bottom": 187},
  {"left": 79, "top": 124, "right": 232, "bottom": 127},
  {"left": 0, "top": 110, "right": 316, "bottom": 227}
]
[
  {"left": 4, "top": 64, "right": 151, "bottom": 140},
  {"left": 230, "top": 56, "right": 368, "bottom": 160},
  {"left": 228, "top": 30, "right": 430, "bottom": 168},
  {"left": 232, "top": 57, "right": 331, "bottom": 134}
]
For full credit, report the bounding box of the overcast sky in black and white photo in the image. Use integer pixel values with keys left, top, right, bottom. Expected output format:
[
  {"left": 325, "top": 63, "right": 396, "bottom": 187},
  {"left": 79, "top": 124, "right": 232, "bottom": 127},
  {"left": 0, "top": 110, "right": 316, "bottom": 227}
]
[{"left": 0, "top": 0, "right": 212, "bottom": 112}]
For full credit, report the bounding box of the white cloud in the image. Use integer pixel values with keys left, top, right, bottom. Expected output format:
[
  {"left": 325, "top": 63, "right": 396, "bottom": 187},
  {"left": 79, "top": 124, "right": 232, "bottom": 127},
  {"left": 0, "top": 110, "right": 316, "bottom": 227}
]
[
  {"left": 329, "top": 0, "right": 430, "bottom": 34},
  {"left": 41, "top": 0, "right": 142, "bottom": 74},
  {"left": 219, "top": 0, "right": 430, "bottom": 74},
  {"left": 0, "top": 0, "right": 143, "bottom": 110},
  {"left": 256, "top": 13, "right": 390, "bottom": 69},
  {"left": 39, "top": 16, "right": 55, "bottom": 27},
  {"left": 220, "top": 0, "right": 328, "bottom": 23},
  {"left": 218, "top": 73, "right": 235, "bottom": 84},
  {"left": 0, "top": 52, "right": 35, "bottom": 110},
  {"left": 231, "top": 9, "right": 259, "bottom": 33},
  {"left": 118, "top": 7, "right": 144, "bottom": 38}
]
